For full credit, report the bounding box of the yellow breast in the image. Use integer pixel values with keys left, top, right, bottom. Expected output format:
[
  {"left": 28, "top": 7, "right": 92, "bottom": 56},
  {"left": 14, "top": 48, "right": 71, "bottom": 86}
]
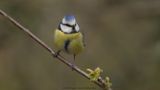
[{"left": 53, "top": 29, "right": 84, "bottom": 55}]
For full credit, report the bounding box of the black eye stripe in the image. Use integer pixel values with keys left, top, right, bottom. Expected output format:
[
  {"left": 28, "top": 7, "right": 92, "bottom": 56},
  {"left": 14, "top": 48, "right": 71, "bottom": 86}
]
[
  {"left": 62, "top": 23, "right": 76, "bottom": 27},
  {"left": 58, "top": 23, "right": 79, "bottom": 34},
  {"left": 61, "top": 23, "right": 77, "bottom": 31}
]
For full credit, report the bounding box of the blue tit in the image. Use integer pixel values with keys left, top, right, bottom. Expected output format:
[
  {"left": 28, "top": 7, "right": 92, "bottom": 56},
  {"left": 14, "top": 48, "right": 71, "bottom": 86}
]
[{"left": 53, "top": 15, "right": 85, "bottom": 61}]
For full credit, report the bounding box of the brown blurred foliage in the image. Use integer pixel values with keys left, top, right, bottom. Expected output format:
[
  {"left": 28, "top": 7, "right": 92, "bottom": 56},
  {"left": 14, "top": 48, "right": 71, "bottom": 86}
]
[{"left": 0, "top": 0, "right": 160, "bottom": 90}]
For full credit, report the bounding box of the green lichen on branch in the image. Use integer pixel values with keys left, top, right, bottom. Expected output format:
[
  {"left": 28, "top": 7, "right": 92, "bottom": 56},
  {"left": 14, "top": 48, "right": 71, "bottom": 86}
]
[
  {"left": 87, "top": 67, "right": 103, "bottom": 81},
  {"left": 87, "top": 67, "right": 112, "bottom": 89},
  {"left": 104, "top": 77, "right": 112, "bottom": 89}
]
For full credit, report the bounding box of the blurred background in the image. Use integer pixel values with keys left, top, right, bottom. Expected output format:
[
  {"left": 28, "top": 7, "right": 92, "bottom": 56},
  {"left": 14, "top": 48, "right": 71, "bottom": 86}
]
[{"left": 0, "top": 0, "right": 160, "bottom": 90}]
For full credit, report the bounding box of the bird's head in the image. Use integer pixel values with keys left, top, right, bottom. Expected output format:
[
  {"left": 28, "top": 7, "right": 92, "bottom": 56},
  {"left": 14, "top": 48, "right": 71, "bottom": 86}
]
[{"left": 59, "top": 15, "right": 80, "bottom": 34}]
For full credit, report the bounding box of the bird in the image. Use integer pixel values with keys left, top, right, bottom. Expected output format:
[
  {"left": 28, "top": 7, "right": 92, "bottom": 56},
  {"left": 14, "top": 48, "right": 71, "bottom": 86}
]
[{"left": 53, "top": 15, "right": 85, "bottom": 64}]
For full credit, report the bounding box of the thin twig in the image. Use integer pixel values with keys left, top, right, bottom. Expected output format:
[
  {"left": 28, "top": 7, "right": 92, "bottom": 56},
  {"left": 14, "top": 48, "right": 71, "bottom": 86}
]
[{"left": 0, "top": 9, "right": 109, "bottom": 90}]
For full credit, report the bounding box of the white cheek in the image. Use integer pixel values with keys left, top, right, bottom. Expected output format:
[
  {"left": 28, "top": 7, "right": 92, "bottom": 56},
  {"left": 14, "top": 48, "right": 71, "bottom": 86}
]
[
  {"left": 75, "top": 24, "right": 80, "bottom": 32},
  {"left": 60, "top": 24, "right": 72, "bottom": 33}
]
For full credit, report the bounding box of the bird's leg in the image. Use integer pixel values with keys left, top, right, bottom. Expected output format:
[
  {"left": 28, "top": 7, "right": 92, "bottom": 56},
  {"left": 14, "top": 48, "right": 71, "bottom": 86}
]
[
  {"left": 54, "top": 50, "right": 61, "bottom": 57},
  {"left": 72, "top": 54, "right": 76, "bottom": 71}
]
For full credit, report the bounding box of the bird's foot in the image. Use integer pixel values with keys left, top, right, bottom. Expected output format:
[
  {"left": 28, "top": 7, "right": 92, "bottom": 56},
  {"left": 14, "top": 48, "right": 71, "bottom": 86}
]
[
  {"left": 71, "top": 63, "right": 76, "bottom": 71},
  {"left": 54, "top": 50, "right": 61, "bottom": 57}
]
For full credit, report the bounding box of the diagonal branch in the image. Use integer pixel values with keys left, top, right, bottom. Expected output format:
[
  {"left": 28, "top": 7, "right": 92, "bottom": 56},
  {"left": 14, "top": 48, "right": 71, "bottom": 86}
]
[{"left": 0, "top": 9, "right": 110, "bottom": 90}]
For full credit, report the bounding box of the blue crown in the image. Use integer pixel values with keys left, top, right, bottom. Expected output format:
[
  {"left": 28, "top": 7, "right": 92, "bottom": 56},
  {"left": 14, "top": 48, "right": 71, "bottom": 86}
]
[{"left": 64, "top": 15, "right": 75, "bottom": 21}]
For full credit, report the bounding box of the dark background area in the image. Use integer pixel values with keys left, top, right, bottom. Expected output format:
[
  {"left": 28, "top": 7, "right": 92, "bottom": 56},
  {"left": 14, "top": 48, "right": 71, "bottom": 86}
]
[{"left": 0, "top": 0, "right": 160, "bottom": 90}]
